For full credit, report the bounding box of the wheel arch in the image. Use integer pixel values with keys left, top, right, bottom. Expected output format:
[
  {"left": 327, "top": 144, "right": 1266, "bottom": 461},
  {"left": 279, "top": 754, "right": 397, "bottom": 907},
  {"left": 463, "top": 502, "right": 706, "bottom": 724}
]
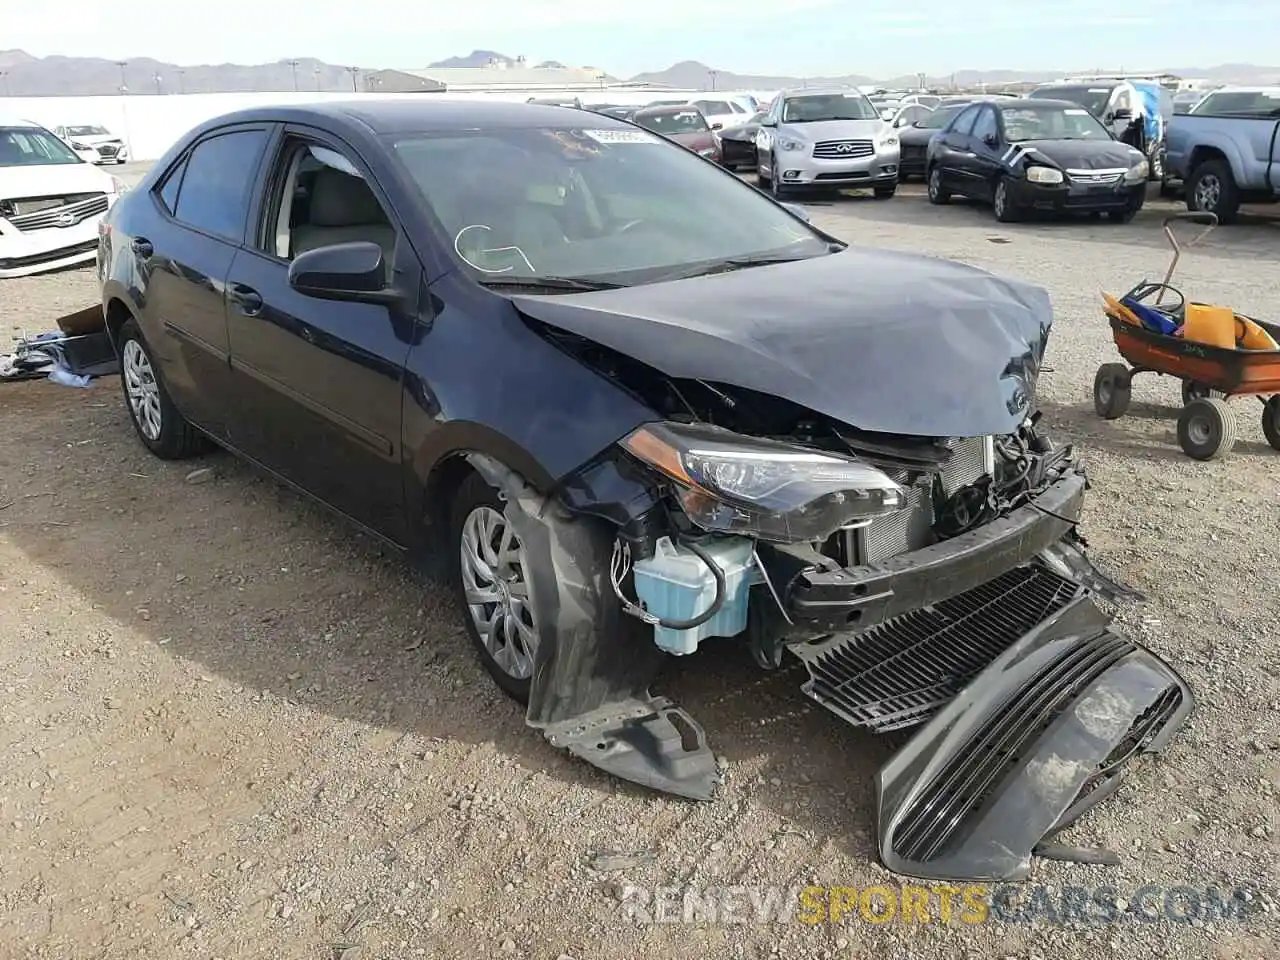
[
  {"left": 409, "top": 422, "right": 560, "bottom": 547},
  {"left": 102, "top": 283, "right": 140, "bottom": 351}
]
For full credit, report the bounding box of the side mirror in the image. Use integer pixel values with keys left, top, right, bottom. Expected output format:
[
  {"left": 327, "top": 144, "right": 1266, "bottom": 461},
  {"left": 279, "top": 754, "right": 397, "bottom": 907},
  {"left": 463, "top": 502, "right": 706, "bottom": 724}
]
[
  {"left": 711, "top": 121, "right": 723, "bottom": 130},
  {"left": 760, "top": 117, "right": 776, "bottom": 127},
  {"left": 780, "top": 201, "right": 810, "bottom": 222},
  {"left": 1113, "top": 108, "right": 1134, "bottom": 121},
  {"left": 288, "top": 241, "right": 397, "bottom": 304}
]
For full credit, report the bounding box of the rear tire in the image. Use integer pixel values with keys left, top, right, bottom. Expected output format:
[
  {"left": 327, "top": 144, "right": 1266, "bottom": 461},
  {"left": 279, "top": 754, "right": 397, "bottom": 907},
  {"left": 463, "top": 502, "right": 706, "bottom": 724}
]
[
  {"left": 1181, "top": 380, "right": 1227, "bottom": 404},
  {"left": 1177, "top": 398, "right": 1237, "bottom": 460},
  {"left": 756, "top": 150, "right": 771, "bottom": 189},
  {"left": 116, "top": 317, "right": 208, "bottom": 460},
  {"left": 1262, "top": 396, "right": 1280, "bottom": 451},
  {"left": 1187, "top": 159, "right": 1241, "bottom": 224}
]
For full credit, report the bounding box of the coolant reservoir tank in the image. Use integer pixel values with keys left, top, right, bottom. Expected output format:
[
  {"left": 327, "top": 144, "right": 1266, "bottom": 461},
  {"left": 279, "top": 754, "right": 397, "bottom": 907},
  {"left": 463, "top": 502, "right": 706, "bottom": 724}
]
[{"left": 632, "top": 536, "right": 759, "bottom": 656}]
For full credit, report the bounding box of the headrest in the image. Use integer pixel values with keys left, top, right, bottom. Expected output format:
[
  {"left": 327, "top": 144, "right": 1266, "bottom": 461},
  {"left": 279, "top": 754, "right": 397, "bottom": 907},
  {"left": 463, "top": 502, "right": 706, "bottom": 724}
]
[{"left": 308, "top": 167, "right": 386, "bottom": 227}]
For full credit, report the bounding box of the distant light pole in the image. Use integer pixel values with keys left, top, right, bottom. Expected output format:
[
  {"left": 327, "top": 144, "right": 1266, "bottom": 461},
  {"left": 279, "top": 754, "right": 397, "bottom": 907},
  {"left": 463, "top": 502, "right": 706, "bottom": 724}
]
[
  {"left": 347, "top": 66, "right": 358, "bottom": 92},
  {"left": 288, "top": 59, "right": 299, "bottom": 91},
  {"left": 916, "top": 72, "right": 926, "bottom": 91},
  {"left": 116, "top": 60, "right": 128, "bottom": 90},
  {"left": 708, "top": 69, "right": 718, "bottom": 91},
  {"left": 153, "top": 73, "right": 163, "bottom": 95},
  {"left": 313, "top": 67, "right": 322, "bottom": 91},
  {"left": 177, "top": 68, "right": 186, "bottom": 94}
]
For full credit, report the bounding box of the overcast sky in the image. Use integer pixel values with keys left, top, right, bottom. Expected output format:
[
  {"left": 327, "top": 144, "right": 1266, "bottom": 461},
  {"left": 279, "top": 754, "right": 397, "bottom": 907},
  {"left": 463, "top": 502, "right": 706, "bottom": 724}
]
[{"left": 2, "top": 1, "right": 1276, "bottom": 77}]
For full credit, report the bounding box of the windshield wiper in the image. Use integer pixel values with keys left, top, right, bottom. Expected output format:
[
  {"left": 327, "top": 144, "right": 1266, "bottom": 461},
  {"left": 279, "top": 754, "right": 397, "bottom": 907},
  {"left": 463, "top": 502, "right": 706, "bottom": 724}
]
[
  {"left": 478, "top": 275, "right": 623, "bottom": 292},
  {"left": 650, "top": 250, "right": 832, "bottom": 283}
]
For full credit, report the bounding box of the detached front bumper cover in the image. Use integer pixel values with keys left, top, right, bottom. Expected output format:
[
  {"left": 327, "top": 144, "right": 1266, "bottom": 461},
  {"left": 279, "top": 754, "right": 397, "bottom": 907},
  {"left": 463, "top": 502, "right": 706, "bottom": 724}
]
[{"left": 876, "top": 595, "right": 1193, "bottom": 882}]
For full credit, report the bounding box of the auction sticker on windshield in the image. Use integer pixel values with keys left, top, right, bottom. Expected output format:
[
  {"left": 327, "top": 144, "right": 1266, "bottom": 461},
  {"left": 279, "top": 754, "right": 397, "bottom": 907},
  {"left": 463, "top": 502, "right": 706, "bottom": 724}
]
[
  {"left": 583, "top": 129, "right": 660, "bottom": 144},
  {"left": 1064, "top": 109, "right": 1089, "bottom": 115}
]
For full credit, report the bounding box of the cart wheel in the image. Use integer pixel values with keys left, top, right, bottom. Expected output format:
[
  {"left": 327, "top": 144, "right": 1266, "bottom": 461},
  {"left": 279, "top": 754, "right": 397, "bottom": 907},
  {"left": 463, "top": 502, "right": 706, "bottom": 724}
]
[
  {"left": 1262, "top": 396, "right": 1280, "bottom": 451},
  {"left": 1181, "top": 380, "right": 1226, "bottom": 404},
  {"left": 1093, "top": 363, "right": 1132, "bottom": 419},
  {"left": 1177, "top": 398, "right": 1237, "bottom": 461}
]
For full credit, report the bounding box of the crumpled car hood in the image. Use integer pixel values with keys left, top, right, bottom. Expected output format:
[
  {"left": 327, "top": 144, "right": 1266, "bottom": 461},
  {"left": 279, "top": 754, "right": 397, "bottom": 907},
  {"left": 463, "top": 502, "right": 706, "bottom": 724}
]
[{"left": 511, "top": 247, "right": 1053, "bottom": 438}]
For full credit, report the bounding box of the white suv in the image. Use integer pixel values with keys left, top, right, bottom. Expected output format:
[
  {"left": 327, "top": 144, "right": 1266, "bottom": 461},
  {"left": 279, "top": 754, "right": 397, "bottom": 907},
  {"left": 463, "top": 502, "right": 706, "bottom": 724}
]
[{"left": 1, "top": 118, "right": 127, "bottom": 279}]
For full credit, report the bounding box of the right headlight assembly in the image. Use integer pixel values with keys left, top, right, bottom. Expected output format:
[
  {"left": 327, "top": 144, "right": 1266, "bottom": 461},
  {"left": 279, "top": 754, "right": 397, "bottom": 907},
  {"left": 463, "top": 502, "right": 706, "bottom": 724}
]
[
  {"left": 1026, "top": 165, "right": 1064, "bottom": 185},
  {"left": 620, "top": 422, "right": 906, "bottom": 543}
]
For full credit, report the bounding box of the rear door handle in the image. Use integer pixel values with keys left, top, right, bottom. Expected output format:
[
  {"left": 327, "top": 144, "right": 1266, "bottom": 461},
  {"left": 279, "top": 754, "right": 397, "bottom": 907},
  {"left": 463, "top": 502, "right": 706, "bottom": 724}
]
[
  {"left": 229, "top": 283, "right": 264, "bottom": 316},
  {"left": 132, "top": 237, "right": 153, "bottom": 258}
]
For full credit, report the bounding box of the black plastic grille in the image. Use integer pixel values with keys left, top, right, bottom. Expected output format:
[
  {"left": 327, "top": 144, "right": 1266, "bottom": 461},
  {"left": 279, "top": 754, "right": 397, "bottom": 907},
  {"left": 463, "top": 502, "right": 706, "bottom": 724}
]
[
  {"left": 890, "top": 631, "right": 1144, "bottom": 863},
  {"left": 797, "top": 565, "right": 1081, "bottom": 733}
]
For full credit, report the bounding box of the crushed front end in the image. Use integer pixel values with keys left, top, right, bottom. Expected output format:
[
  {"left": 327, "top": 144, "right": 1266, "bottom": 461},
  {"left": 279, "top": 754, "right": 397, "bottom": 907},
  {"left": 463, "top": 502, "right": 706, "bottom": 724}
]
[{"left": 504, "top": 301, "right": 1192, "bottom": 883}]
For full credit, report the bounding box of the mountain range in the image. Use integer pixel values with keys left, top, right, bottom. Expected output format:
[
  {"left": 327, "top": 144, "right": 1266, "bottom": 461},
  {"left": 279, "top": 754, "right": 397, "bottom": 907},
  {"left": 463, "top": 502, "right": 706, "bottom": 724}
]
[{"left": 1, "top": 49, "right": 1277, "bottom": 97}]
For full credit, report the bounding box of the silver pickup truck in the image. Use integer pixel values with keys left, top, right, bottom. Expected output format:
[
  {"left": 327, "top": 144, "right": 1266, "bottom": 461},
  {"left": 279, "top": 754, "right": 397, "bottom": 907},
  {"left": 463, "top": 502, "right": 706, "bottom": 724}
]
[{"left": 1164, "top": 87, "right": 1280, "bottom": 223}]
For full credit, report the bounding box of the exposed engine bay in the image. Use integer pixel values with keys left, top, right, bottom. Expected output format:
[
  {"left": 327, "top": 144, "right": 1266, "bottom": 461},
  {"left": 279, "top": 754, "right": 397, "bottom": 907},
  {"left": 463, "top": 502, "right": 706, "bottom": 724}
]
[{"left": 489, "top": 319, "right": 1194, "bottom": 884}]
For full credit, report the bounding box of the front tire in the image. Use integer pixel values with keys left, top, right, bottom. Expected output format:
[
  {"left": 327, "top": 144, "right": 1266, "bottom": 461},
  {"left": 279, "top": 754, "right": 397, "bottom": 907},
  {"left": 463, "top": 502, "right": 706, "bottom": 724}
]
[
  {"left": 1187, "top": 159, "right": 1241, "bottom": 224},
  {"left": 1177, "top": 398, "right": 1237, "bottom": 460},
  {"left": 756, "top": 149, "right": 771, "bottom": 189},
  {"left": 993, "top": 177, "right": 1021, "bottom": 222},
  {"left": 117, "top": 317, "right": 207, "bottom": 459},
  {"left": 450, "top": 473, "right": 541, "bottom": 703},
  {"left": 927, "top": 166, "right": 950, "bottom": 204},
  {"left": 873, "top": 184, "right": 896, "bottom": 199}
]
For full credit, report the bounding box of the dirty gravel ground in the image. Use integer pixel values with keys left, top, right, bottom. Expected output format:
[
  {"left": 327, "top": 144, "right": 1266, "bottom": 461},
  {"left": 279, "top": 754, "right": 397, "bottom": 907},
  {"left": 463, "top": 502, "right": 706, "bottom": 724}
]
[{"left": 2, "top": 179, "right": 1279, "bottom": 960}]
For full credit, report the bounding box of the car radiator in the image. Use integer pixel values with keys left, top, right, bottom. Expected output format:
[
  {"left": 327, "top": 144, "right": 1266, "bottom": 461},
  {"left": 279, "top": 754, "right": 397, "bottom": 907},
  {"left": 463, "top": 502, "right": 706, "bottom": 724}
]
[{"left": 851, "top": 436, "right": 994, "bottom": 565}]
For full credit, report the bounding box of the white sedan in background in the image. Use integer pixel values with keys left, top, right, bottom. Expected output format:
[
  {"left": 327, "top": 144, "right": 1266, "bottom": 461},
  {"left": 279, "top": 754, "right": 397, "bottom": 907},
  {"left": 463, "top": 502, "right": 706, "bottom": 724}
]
[
  {"left": 53, "top": 123, "right": 130, "bottom": 164},
  {"left": 1, "top": 118, "right": 128, "bottom": 278}
]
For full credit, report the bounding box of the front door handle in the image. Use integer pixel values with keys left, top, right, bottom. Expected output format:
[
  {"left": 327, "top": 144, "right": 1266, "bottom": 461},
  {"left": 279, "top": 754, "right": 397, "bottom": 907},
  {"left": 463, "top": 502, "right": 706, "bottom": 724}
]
[{"left": 229, "top": 283, "right": 264, "bottom": 316}]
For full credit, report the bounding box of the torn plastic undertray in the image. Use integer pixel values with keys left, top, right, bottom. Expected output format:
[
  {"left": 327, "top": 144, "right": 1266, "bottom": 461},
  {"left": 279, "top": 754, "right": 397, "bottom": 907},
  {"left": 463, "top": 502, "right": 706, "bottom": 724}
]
[
  {"left": 466, "top": 453, "right": 719, "bottom": 801},
  {"left": 875, "top": 594, "right": 1193, "bottom": 882}
]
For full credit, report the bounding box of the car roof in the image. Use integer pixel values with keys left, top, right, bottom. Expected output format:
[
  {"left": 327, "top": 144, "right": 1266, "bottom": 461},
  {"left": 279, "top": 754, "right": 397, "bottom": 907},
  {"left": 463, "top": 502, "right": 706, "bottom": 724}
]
[
  {"left": 776, "top": 86, "right": 859, "bottom": 97},
  {"left": 0, "top": 116, "right": 46, "bottom": 128},
  {"left": 634, "top": 104, "right": 698, "bottom": 114},
  {"left": 1000, "top": 98, "right": 1085, "bottom": 109},
  {"left": 189, "top": 99, "right": 636, "bottom": 137}
]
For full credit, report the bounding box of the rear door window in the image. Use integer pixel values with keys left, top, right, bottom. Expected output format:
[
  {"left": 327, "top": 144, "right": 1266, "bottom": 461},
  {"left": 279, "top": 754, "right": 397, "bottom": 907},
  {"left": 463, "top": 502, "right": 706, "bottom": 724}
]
[{"left": 171, "top": 128, "right": 270, "bottom": 242}]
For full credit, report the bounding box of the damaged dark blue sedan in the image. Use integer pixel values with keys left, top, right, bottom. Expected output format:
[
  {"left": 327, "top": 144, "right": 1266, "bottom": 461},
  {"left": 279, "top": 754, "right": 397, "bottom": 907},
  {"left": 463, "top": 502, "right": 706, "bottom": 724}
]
[{"left": 95, "top": 99, "right": 1193, "bottom": 883}]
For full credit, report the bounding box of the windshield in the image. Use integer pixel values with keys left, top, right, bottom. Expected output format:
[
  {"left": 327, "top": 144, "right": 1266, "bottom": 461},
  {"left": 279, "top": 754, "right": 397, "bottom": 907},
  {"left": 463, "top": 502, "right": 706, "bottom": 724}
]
[
  {"left": 919, "top": 104, "right": 966, "bottom": 129},
  {"left": 633, "top": 109, "right": 709, "bottom": 134},
  {"left": 0, "top": 126, "right": 83, "bottom": 167},
  {"left": 67, "top": 125, "right": 110, "bottom": 137},
  {"left": 782, "top": 93, "right": 879, "bottom": 122},
  {"left": 1029, "top": 86, "right": 1112, "bottom": 117},
  {"left": 388, "top": 125, "right": 830, "bottom": 286},
  {"left": 1000, "top": 104, "right": 1113, "bottom": 142},
  {"left": 1190, "top": 90, "right": 1280, "bottom": 117}
]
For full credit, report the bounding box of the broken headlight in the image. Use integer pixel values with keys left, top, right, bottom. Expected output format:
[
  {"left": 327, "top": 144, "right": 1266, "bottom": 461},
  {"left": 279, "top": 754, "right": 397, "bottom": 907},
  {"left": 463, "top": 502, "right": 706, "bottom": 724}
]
[{"left": 621, "top": 422, "right": 906, "bottom": 543}]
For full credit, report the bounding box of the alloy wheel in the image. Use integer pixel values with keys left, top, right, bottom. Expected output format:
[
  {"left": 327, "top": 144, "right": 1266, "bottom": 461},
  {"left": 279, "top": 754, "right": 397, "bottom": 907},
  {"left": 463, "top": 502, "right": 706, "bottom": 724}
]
[
  {"left": 1194, "top": 173, "right": 1221, "bottom": 212},
  {"left": 122, "top": 339, "right": 163, "bottom": 441},
  {"left": 458, "top": 505, "right": 539, "bottom": 681}
]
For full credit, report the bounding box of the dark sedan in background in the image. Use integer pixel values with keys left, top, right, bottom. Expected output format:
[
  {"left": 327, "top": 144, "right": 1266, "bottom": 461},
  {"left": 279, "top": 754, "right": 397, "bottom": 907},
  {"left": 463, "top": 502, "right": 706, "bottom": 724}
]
[
  {"left": 630, "top": 105, "right": 722, "bottom": 163},
  {"left": 716, "top": 109, "right": 767, "bottom": 169},
  {"left": 897, "top": 100, "right": 972, "bottom": 180},
  {"left": 92, "top": 98, "right": 1191, "bottom": 885},
  {"left": 926, "top": 98, "right": 1150, "bottom": 222}
]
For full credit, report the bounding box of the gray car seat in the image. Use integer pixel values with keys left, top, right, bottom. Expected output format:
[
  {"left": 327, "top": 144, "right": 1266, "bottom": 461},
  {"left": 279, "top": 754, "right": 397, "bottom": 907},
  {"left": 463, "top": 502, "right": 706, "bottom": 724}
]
[{"left": 291, "top": 167, "right": 396, "bottom": 268}]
